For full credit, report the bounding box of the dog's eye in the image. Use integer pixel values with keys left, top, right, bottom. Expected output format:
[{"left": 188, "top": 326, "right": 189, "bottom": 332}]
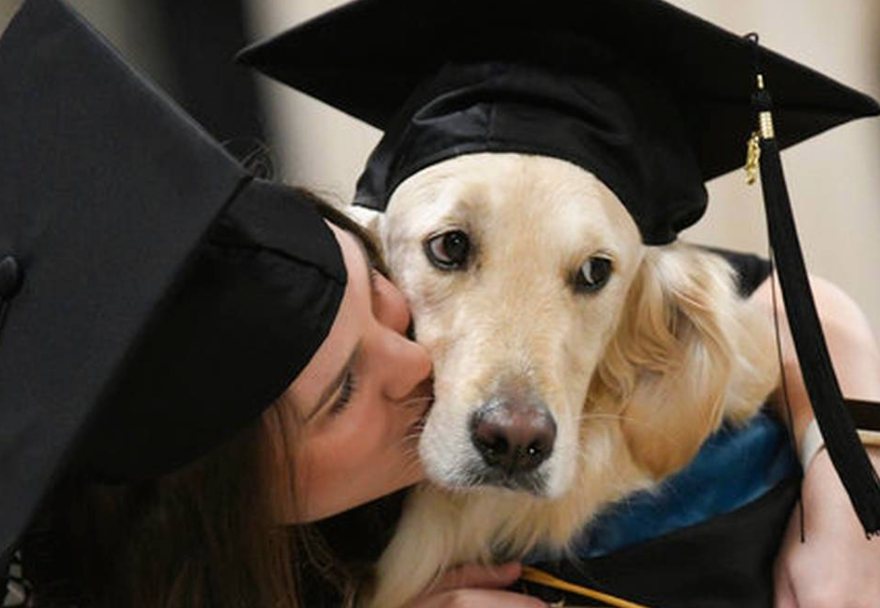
[
  {"left": 424, "top": 231, "right": 470, "bottom": 270},
  {"left": 576, "top": 256, "right": 612, "bottom": 293}
]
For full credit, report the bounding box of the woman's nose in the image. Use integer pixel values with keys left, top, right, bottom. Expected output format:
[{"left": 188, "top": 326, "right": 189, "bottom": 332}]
[
  {"left": 377, "top": 276, "right": 432, "bottom": 399},
  {"left": 375, "top": 273, "right": 413, "bottom": 335},
  {"left": 385, "top": 335, "right": 432, "bottom": 402}
]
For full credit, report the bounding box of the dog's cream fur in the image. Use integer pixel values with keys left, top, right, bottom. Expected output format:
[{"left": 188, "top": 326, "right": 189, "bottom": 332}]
[{"left": 358, "top": 153, "right": 779, "bottom": 608}]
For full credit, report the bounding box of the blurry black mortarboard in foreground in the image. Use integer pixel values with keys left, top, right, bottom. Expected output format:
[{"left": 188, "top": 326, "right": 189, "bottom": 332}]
[
  {"left": 239, "top": 0, "right": 880, "bottom": 534},
  {"left": 0, "top": 0, "right": 347, "bottom": 566}
]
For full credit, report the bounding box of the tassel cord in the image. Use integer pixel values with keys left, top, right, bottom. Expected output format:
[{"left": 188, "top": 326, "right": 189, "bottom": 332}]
[
  {"left": 758, "top": 135, "right": 880, "bottom": 536},
  {"left": 768, "top": 256, "right": 806, "bottom": 541}
]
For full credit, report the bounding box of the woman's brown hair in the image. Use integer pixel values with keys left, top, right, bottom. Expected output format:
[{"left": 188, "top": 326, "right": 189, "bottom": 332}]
[{"left": 26, "top": 413, "right": 305, "bottom": 608}]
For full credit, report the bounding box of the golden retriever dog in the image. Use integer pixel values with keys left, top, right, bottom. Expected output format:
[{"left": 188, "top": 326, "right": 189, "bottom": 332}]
[{"left": 355, "top": 152, "right": 779, "bottom": 608}]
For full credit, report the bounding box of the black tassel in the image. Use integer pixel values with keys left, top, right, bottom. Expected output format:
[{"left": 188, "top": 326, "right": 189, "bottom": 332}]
[{"left": 747, "top": 34, "right": 880, "bottom": 536}]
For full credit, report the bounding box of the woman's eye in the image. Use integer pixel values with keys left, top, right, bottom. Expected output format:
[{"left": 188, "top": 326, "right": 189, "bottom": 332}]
[
  {"left": 329, "top": 372, "right": 358, "bottom": 417},
  {"left": 424, "top": 230, "right": 470, "bottom": 270},
  {"left": 575, "top": 256, "right": 613, "bottom": 293}
]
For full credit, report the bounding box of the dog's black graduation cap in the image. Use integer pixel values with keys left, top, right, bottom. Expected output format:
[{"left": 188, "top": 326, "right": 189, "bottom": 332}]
[
  {"left": 0, "top": 0, "right": 347, "bottom": 566},
  {"left": 240, "top": 0, "right": 880, "bottom": 533}
]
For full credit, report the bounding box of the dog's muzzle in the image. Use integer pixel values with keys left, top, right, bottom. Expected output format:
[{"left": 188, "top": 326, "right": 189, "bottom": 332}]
[{"left": 468, "top": 397, "right": 556, "bottom": 494}]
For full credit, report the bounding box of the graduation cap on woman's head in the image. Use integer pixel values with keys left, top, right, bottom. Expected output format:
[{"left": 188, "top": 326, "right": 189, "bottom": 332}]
[
  {"left": 0, "top": 0, "right": 347, "bottom": 568},
  {"left": 239, "top": 0, "right": 880, "bottom": 534}
]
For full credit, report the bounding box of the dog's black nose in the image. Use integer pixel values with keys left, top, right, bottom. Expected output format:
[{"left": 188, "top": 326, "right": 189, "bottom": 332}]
[{"left": 470, "top": 399, "right": 556, "bottom": 475}]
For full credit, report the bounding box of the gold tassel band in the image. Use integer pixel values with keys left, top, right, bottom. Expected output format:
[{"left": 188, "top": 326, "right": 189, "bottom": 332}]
[{"left": 759, "top": 110, "right": 775, "bottom": 140}]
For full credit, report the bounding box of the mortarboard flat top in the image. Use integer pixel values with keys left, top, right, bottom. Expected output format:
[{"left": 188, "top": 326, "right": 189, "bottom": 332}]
[{"left": 0, "top": 0, "right": 346, "bottom": 564}]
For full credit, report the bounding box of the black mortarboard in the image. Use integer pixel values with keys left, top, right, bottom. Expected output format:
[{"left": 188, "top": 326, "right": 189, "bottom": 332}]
[
  {"left": 0, "top": 0, "right": 346, "bottom": 566},
  {"left": 240, "top": 0, "right": 880, "bottom": 533},
  {"left": 237, "top": 0, "right": 879, "bottom": 231}
]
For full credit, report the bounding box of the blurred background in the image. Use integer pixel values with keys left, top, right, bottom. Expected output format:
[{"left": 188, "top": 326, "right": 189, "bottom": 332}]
[{"left": 2, "top": 0, "right": 879, "bottom": 338}]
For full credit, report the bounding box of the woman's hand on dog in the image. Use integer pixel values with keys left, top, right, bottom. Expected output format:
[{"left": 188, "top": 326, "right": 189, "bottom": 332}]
[
  {"left": 405, "top": 562, "right": 547, "bottom": 608},
  {"left": 774, "top": 448, "right": 880, "bottom": 608}
]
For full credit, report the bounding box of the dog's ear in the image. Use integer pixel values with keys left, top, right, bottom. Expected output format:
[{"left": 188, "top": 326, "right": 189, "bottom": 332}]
[{"left": 590, "top": 245, "right": 776, "bottom": 480}]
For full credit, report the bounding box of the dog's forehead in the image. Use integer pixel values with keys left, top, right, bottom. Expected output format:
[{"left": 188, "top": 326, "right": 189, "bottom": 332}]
[{"left": 389, "top": 153, "right": 640, "bottom": 253}]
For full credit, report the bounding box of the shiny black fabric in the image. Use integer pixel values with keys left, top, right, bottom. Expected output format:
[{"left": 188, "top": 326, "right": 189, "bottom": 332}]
[
  {"left": 521, "top": 476, "right": 800, "bottom": 608},
  {"left": 0, "top": 0, "right": 345, "bottom": 563}
]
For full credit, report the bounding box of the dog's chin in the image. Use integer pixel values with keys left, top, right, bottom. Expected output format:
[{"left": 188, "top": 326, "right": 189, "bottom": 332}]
[
  {"left": 422, "top": 458, "right": 553, "bottom": 498},
  {"left": 468, "top": 468, "right": 551, "bottom": 497}
]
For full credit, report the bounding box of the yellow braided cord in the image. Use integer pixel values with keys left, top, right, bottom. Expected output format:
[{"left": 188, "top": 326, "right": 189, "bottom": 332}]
[{"left": 520, "top": 566, "right": 660, "bottom": 608}]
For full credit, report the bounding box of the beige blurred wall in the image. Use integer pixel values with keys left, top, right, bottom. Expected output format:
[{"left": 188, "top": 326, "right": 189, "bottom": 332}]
[
  {"left": 0, "top": 0, "right": 17, "bottom": 29},
  {"left": 244, "top": 0, "right": 384, "bottom": 203},
  {"left": 245, "top": 0, "right": 880, "bottom": 337}
]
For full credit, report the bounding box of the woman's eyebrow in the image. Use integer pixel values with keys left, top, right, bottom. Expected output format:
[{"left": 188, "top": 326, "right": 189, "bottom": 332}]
[{"left": 306, "top": 340, "right": 363, "bottom": 421}]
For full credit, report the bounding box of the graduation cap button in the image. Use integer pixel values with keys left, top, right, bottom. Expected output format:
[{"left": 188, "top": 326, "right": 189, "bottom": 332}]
[{"left": 0, "top": 256, "right": 22, "bottom": 300}]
